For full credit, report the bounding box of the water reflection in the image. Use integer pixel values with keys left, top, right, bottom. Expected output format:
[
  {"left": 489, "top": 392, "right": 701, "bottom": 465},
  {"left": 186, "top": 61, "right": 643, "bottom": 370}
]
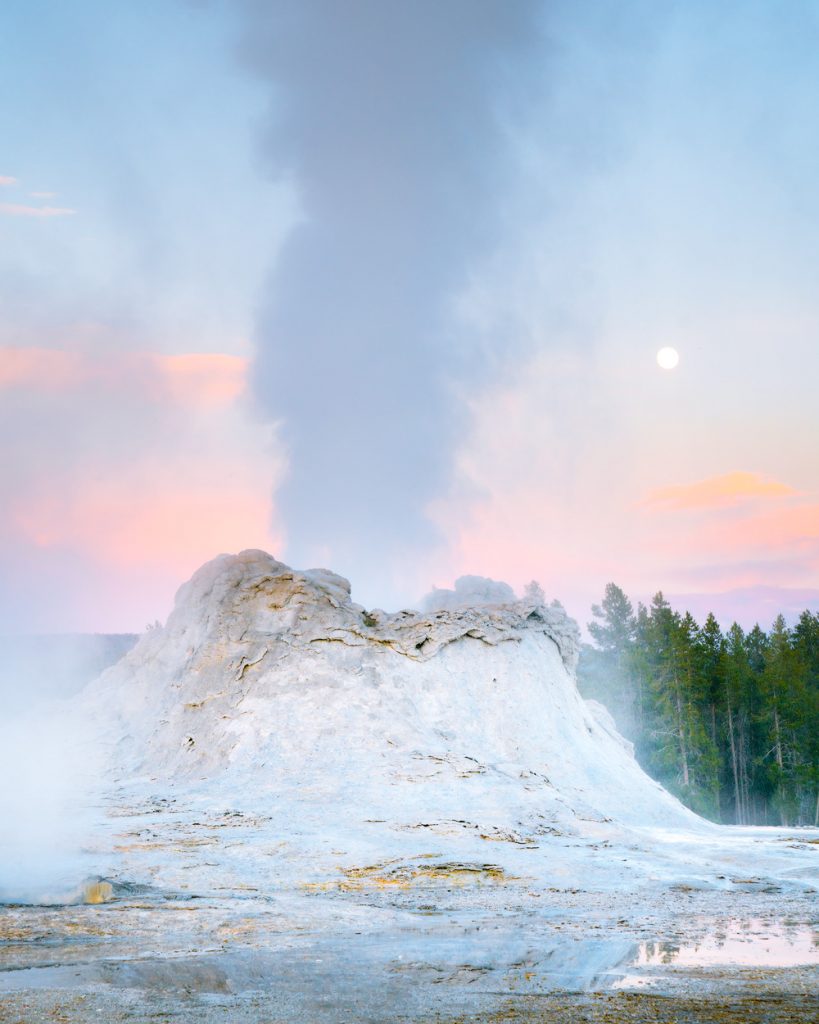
[{"left": 613, "top": 918, "right": 818, "bottom": 989}]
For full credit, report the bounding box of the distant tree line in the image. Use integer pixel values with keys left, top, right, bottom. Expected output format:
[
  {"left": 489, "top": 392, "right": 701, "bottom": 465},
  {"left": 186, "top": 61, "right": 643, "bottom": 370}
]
[{"left": 577, "top": 584, "right": 819, "bottom": 826}]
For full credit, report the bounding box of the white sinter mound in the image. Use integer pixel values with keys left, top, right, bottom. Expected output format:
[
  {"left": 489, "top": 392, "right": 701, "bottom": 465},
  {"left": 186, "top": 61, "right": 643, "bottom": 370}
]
[
  {"left": 69, "top": 548, "right": 819, "bottom": 905},
  {"left": 79, "top": 550, "right": 725, "bottom": 890}
]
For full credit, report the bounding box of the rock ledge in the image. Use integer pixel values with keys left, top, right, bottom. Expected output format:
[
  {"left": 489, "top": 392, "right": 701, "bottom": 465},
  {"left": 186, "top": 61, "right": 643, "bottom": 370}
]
[{"left": 166, "top": 549, "right": 581, "bottom": 672}]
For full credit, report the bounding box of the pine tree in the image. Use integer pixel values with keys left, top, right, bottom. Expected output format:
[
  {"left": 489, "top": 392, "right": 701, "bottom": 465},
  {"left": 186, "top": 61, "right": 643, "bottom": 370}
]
[
  {"left": 792, "top": 612, "right": 819, "bottom": 824},
  {"left": 692, "top": 613, "right": 724, "bottom": 816},
  {"left": 588, "top": 583, "right": 637, "bottom": 654},
  {"left": 760, "top": 616, "right": 795, "bottom": 825},
  {"left": 582, "top": 583, "right": 639, "bottom": 738},
  {"left": 723, "top": 623, "right": 751, "bottom": 823},
  {"left": 576, "top": 590, "right": 818, "bottom": 825},
  {"left": 639, "top": 593, "right": 696, "bottom": 798},
  {"left": 737, "top": 623, "right": 768, "bottom": 822}
]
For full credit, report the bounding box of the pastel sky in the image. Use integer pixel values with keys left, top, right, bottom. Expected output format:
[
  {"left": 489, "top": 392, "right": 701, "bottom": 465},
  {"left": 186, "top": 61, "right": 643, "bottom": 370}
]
[{"left": 2, "top": 0, "right": 818, "bottom": 633}]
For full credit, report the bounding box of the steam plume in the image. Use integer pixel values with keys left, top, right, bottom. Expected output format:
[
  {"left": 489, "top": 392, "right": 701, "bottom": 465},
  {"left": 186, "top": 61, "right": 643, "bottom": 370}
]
[{"left": 238, "top": 0, "right": 540, "bottom": 596}]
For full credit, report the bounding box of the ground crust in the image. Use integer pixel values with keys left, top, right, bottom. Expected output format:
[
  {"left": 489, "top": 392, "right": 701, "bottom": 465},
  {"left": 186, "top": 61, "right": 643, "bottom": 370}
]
[{"left": 1, "top": 991, "right": 818, "bottom": 1024}]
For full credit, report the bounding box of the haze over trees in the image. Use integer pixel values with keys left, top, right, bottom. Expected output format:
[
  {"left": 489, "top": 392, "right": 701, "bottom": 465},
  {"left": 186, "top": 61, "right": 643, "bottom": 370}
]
[{"left": 578, "top": 584, "right": 819, "bottom": 826}]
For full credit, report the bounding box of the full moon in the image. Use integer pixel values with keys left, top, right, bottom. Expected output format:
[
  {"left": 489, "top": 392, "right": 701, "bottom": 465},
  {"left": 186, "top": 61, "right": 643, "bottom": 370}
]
[{"left": 657, "top": 346, "right": 680, "bottom": 370}]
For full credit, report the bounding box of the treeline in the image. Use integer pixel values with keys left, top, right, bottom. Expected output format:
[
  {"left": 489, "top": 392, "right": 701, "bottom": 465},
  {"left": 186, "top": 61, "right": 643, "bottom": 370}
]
[{"left": 577, "top": 584, "right": 819, "bottom": 826}]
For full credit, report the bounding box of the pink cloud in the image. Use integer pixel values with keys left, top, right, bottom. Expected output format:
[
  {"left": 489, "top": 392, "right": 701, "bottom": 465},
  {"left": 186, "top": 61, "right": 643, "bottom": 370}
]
[
  {"left": 703, "top": 503, "right": 819, "bottom": 558},
  {"left": 0, "top": 202, "right": 75, "bottom": 218},
  {"left": 0, "top": 347, "right": 249, "bottom": 408},
  {"left": 429, "top": 465, "right": 818, "bottom": 626},
  {"left": 154, "top": 353, "right": 248, "bottom": 406},
  {"left": 421, "top": 342, "right": 819, "bottom": 625},
  {"left": 12, "top": 475, "right": 279, "bottom": 577},
  {"left": 644, "top": 471, "right": 796, "bottom": 510},
  {"left": 629, "top": 497, "right": 819, "bottom": 603},
  {"left": 0, "top": 176, "right": 17, "bottom": 186},
  {"left": 664, "top": 586, "right": 819, "bottom": 630},
  {"left": 0, "top": 348, "right": 86, "bottom": 391}
]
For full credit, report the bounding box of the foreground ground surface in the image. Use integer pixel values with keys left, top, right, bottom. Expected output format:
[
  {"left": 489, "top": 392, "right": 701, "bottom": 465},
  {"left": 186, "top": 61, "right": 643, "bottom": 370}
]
[
  {"left": 2, "top": 557, "right": 816, "bottom": 1020},
  {"left": 1, "top": 855, "right": 816, "bottom": 1022},
  {"left": 2, "top": 991, "right": 817, "bottom": 1024}
]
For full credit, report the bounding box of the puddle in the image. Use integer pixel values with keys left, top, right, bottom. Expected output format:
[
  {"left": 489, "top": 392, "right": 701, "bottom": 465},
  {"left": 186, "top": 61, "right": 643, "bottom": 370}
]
[
  {"left": 613, "top": 919, "right": 818, "bottom": 990},
  {"left": 636, "top": 920, "right": 818, "bottom": 969}
]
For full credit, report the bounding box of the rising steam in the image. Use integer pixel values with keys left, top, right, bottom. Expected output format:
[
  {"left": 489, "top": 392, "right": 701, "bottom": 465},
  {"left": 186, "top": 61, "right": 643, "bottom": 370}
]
[{"left": 237, "top": 0, "right": 541, "bottom": 597}]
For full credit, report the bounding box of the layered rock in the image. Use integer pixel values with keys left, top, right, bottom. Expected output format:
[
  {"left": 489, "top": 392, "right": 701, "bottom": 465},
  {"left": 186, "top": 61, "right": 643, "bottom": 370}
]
[
  {"left": 155, "top": 549, "right": 581, "bottom": 670},
  {"left": 86, "top": 550, "right": 694, "bottom": 846}
]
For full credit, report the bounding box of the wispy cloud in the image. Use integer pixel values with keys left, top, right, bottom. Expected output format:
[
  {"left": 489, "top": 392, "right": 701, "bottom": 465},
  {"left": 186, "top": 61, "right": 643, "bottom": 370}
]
[
  {"left": 29, "top": 191, "right": 56, "bottom": 199},
  {"left": 708, "top": 503, "right": 819, "bottom": 555},
  {"left": 12, "top": 474, "right": 277, "bottom": 572},
  {"left": 0, "top": 347, "right": 248, "bottom": 408},
  {"left": 664, "top": 586, "right": 819, "bottom": 630},
  {"left": 0, "top": 348, "right": 84, "bottom": 391},
  {"left": 156, "top": 353, "right": 248, "bottom": 406},
  {"left": 0, "top": 203, "right": 75, "bottom": 218},
  {"left": 644, "top": 472, "right": 796, "bottom": 511},
  {"left": 0, "top": 344, "right": 282, "bottom": 631},
  {"left": 0, "top": 176, "right": 17, "bottom": 186}
]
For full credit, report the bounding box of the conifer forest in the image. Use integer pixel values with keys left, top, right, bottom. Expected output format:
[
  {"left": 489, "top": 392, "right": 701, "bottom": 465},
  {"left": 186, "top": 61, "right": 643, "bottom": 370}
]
[{"left": 578, "top": 584, "right": 819, "bottom": 826}]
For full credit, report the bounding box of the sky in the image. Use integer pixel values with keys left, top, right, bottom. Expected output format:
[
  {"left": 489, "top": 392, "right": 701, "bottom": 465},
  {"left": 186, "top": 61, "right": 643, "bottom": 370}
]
[{"left": 1, "top": 0, "right": 818, "bottom": 634}]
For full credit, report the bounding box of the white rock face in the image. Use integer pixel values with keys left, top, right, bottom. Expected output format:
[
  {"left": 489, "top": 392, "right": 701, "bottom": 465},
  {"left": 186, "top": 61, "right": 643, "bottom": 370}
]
[{"left": 86, "top": 550, "right": 697, "bottom": 852}]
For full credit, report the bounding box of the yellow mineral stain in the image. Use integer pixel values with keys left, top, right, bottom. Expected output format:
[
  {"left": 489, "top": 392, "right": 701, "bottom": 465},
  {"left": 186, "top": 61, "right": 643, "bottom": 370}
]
[
  {"left": 303, "top": 860, "right": 515, "bottom": 893},
  {"left": 82, "top": 881, "right": 114, "bottom": 905}
]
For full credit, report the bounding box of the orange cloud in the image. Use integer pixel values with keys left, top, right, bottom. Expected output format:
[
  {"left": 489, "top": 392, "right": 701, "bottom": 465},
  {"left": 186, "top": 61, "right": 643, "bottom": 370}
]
[
  {"left": 0, "top": 202, "right": 75, "bottom": 217},
  {"left": 0, "top": 347, "right": 248, "bottom": 408},
  {"left": 644, "top": 471, "right": 796, "bottom": 510}
]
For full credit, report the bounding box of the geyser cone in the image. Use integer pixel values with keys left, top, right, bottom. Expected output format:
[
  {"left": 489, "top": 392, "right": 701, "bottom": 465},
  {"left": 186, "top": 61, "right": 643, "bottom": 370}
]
[{"left": 85, "top": 550, "right": 699, "bottom": 849}]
